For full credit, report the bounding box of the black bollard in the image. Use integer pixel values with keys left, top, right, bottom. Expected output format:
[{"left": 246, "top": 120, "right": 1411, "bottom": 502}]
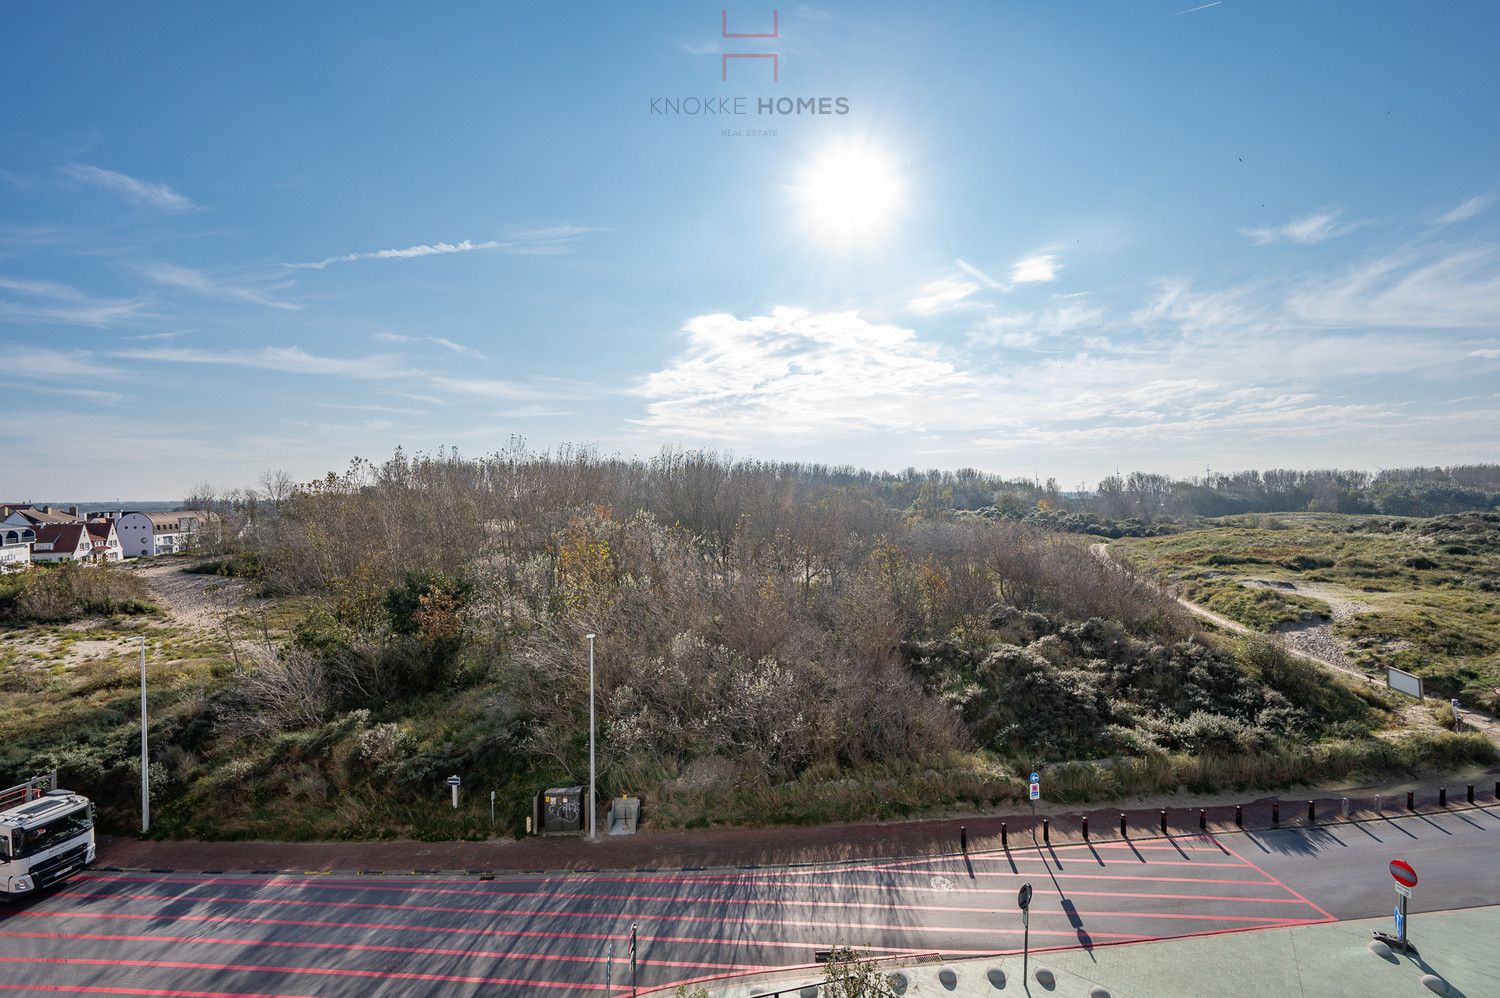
[
  {"left": 1082, "top": 815, "right": 1089, "bottom": 841},
  {"left": 1120, "top": 813, "right": 1127, "bottom": 837},
  {"left": 960, "top": 825, "right": 967, "bottom": 852},
  {"left": 1199, "top": 809, "right": 1206, "bottom": 831},
  {"left": 1272, "top": 802, "right": 1280, "bottom": 825},
  {"left": 1407, "top": 790, "right": 1415, "bottom": 811},
  {"left": 1160, "top": 809, "right": 1167, "bottom": 834},
  {"left": 1439, "top": 788, "right": 1447, "bottom": 807},
  {"left": 1001, "top": 822, "right": 1008, "bottom": 849},
  {"left": 1495, "top": 781, "right": 1499, "bottom": 801},
  {"left": 1042, "top": 817, "right": 1050, "bottom": 844},
  {"left": 1235, "top": 804, "right": 1243, "bottom": 827},
  {"left": 1307, "top": 800, "right": 1315, "bottom": 824},
  {"left": 1468, "top": 784, "right": 1475, "bottom": 805}
]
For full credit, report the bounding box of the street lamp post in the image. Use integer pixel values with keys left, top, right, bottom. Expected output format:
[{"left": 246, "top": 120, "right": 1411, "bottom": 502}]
[
  {"left": 586, "top": 632, "right": 597, "bottom": 839},
  {"left": 138, "top": 636, "right": 149, "bottom": 834}
]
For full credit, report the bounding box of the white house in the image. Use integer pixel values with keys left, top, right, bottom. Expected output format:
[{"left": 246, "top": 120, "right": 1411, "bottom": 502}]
[
  {"left": 30, "top": 523, "right": 94, "bottom": 563},
  {"left": 85, "top": 519, "right": 124, "bottom": 563},
  {"left": 0, "top": 525, "right": 33, "bottom": 572},
  {"left": 116, "top": 510, "right": 211, "bottom": 558}
]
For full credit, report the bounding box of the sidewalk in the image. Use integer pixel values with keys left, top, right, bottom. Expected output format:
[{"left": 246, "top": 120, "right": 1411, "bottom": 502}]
[
  {"left": 690, "top": 905, "right": 1500, "bottom": 997},
  {"left": 98, "top": 769, "right": 1500, "bottom": 876}
]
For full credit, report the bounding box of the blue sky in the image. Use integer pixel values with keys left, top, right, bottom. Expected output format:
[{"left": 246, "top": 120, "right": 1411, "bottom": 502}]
[{"left": 3, "top": 1, "right": 1498, "bottom": 498}]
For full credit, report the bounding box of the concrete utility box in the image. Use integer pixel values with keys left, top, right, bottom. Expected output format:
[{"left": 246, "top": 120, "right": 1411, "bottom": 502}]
[
  {"left": 535, "top": 786, "right": 586, "bottom": 834},
  {"left": 609, "top": 795, "right": 640, "bottom": 836}
]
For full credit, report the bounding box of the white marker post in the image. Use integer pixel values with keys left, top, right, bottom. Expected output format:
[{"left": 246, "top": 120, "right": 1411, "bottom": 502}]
[
  {"left": 586, "top": 633, "right": 597, "bottom": 839},
  {"left": 447, "top": 774, "right": 461, "bottom": 809},
  {"left": 139, "top": 636, "right": 149, "bottom": 834}
]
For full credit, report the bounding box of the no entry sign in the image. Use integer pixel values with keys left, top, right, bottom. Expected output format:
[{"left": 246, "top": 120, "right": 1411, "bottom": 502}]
[{"left": 1389, "top": 859, "right": 1418, "bottom": 888}]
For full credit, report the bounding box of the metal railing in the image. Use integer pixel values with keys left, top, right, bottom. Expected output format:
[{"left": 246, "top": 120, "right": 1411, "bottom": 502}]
[{"left": 0, "top": 771, "right": 59, "bottom": 813}]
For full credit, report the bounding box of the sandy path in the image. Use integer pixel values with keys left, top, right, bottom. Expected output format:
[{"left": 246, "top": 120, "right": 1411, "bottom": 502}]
[
  {"left": 1088, "top": 542, "right": 1500, "bottom": 744},
  {"left": 130, "top": 557, "right": 250, "bottom": 630}
]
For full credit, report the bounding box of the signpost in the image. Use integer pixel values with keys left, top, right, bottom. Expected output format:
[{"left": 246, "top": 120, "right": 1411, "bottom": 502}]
[
  {"left": 447, "top": 774, "right": 461, "bottom": 809},
  {"left": 1375, "top": 859, "right": 1418, "bottom": 952},
  {"left": 1017, "top": 882, "right": 1033, "bottom": 982},
  {"left": 1029, "top": 770, "right": 1041, "bottom": 842}
]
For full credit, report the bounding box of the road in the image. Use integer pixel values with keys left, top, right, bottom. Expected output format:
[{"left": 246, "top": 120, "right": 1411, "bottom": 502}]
[{"left": 1, "top": 807, "right": 1495, "bottom": 996}]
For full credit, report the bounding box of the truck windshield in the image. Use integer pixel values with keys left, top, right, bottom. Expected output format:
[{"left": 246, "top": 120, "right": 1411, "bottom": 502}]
[{"left": 14, "top": 806, "right": 92, "bottom": 859}]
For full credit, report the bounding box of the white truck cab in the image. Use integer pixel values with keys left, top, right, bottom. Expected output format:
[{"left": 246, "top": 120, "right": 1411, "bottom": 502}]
[{"left": 0, "top": 789, "right": 96, "bottom": 898}]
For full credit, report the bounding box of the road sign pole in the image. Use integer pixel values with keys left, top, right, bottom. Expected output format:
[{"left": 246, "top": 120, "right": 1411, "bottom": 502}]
[
  {"left": 629, "top": 921, "right": 638, "bottom": 997},
  {"left": 1400, "top": 891, "right": 1409, "bottom": 947},
  {"left": 1016, "top": 882, "right": 1033, "bottom": 984}
]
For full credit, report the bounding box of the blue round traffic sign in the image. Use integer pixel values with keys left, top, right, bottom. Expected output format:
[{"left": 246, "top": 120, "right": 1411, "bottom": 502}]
[{"left": 1030, "top": 772, "right": 1040, "bottom": 782}]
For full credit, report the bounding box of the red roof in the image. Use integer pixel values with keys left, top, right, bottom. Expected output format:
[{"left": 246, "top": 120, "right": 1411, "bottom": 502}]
[{"left": 32, "top": 522, "right": 89, "bottom": 554}]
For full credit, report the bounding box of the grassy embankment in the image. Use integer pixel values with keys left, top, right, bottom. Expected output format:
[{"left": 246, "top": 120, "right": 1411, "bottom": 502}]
[{"left": 1111, "top": 512, "right": 1500, "bottom": 708}]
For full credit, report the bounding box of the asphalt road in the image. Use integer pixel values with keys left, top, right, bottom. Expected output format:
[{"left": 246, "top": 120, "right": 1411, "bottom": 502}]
[{"left": 0, "top": 807, "right": 1494, "bottom": 997}]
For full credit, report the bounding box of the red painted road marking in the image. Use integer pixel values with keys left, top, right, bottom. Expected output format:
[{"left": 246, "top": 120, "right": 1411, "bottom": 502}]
[
  {"left": 0, "top": 986, "right": 314, "bottom": 998},
  {"left": 0, "top": 930, "right": 769, "bottom": 973},
  {"left": 57, "top": 887, "right": 1315, "bottom": 928},
  {"left": 1216, "top": 838, "right": 1336, "bottom": 921},
  {"left": 75, "top": 866, "right": 1286, "bottom": 894},
  {"left": 17, "top": 907, "right": 1141, "bottom": 948},
  {"left": 69, "top": 874, "right": 1315, "bottom": 918},
  {"left": 0, "top": 955, "right": 613, "bottom": 993}
]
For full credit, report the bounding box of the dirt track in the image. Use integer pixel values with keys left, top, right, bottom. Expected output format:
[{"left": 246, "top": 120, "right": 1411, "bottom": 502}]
[{"left": 1088, "top": 542, "right": 1500, "bottom": 744}]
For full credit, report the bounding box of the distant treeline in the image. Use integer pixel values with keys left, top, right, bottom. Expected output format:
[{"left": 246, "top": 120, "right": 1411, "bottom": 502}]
[{"left": 186, "top": 453, "right": 1500, "bottom": 549}]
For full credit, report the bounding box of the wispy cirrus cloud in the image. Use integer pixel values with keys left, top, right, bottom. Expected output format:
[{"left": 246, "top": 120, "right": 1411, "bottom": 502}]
[
  {"left": 1287, "top": 246, "right": 1500, "bottom": 329},
  {"left": 286, "top": 225, "right": 595, "bottom": 270},
  {"left": 112, "top": 345, "right": 404, "bottom": 379},
  {"left": 59, "top": 163, "right": 198, "bottom": 211},
  {"left": 1433, "top": 193, "right": 1495, "bottom": 227},
  {"left": 9, "top": 346, "right": 120, "bottom": 380},
  {"left": 909, "top": 276, "right": 981, "bottom": 314},
  {"left": 0, "top": 275, "right": 149, "bottom": 327},
  {"left": 138, "top": 262, "right": 300, "bottom": 311},
  {"left": 374, "top": 330, "right": 485, "bottom": 359},
  {"left": 1242, "top": 209, "right": 1347, "bottom": 245}
]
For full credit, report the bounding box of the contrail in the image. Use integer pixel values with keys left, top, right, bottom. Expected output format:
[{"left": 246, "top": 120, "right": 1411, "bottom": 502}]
[{"left": 1173, "top": 1, "right": 1222, "bottom": 14}]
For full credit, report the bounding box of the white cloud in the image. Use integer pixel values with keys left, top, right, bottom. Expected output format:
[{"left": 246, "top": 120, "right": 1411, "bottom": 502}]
[
  {"left": 0, "top": 275, "right": 148, "bottom": 327},
  {"left": 312, "top": 401, "right": 428, "bottom": 415},
  {"left": 909, "top": 277, "right": 981, "bottom": 314},
  {"left": 1472, "top": 348, "right": 1500, "bottom": 359},
  {"left": 1010, "top": 254, "right": 1059, "bottom": 284},
  {"left": 955, "top": 259, "right": 1004, "bottom": 289},
  {"left": 1243, "top": 209, "right": 1344, "bottom": 245},
  {"left": 492, "top": 405, "right": 572, "bottom": 418},
  {"left": 287, "top": 226, "right": 594, "bottom": 269},
  {"left": 969, "top": 304, "right": 1100, "bottom": 347},
  {"left": 375, "top": 330, "right": 485, "bottom": 358},
  {"left": 60, "top": 164, "right": 198, "bottom": 211},
  {"left": 635, "top": 307, "right": 966, "bottom": 438},
  {"left": 9, "top": 347, "right": 117, "bottom": 379},
  {"left": 139, "top": 262, "right": 299, "bottom": 311},
  {"left": 1434, "top": 193, "right": 1495, "bottom": 226},
  {"left": 112, "top": 346, "right": 404, "bottom": 379},
  {"left": 1286, "top": 247, "right": 1500, "bottom": 329},
  {"left": 423, "top": 374, "right": 560, "bottom": 400}
]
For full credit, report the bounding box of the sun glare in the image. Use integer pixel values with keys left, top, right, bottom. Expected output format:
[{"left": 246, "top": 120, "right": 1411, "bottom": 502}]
[{"left": 795, "top": 142, "right": 903, "bottom": 245}]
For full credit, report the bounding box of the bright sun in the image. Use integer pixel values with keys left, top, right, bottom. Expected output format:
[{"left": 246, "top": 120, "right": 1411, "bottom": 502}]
[{"left": 795, "top": 142, "right": 903, "bottom": 245}]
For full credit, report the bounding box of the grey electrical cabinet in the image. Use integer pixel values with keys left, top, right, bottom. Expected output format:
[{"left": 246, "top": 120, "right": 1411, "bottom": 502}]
[{"left": 536, "top": 786, "right": 586, "bottom": 834}]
